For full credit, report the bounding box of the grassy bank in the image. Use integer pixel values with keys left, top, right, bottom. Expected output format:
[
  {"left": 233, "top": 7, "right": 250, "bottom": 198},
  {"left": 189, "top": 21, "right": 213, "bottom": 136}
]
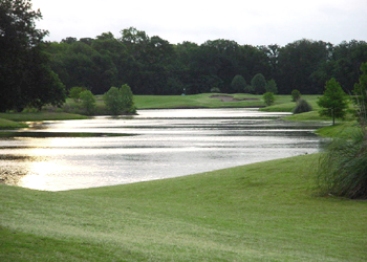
[
  {"left": 0, "top": 112, "right": 88, "bottom": 122},
  {"left": 0, "top": 118, "right": 28, "bottom": 129},
  {"left": 0, "top": 112, "right": 88, "bottom": 130},
  {"left": 1, "top": 154, "right": 366, "bottom": 261},
  {"left": 1, "top": 93, "right": 322, "bottom": 124},
  {"left": 260, "top": 94, "right": 321, "bottom": 112}
]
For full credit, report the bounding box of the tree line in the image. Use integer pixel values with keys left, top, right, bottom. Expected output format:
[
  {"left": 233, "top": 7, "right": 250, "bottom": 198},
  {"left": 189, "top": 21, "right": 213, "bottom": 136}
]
[
  {"left": 45, "top": 27, "right": 367, "bottom": 97},
  {"left": 1, "top": 0, "right": 367, "bottom": 112}
]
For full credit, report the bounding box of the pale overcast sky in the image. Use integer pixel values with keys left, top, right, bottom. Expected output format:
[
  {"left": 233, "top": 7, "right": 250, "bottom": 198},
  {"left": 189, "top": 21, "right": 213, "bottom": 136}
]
[{"left": 31, "top": 0, "right": 367, "bottom": 46}]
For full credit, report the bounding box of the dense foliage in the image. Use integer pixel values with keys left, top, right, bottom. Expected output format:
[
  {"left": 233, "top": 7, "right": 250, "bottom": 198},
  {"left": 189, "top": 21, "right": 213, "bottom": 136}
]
[
  {"left": 230, "top": 75, "right": 247, "bottom": 93},
  {"left": 44, "top": 29, "right": 367, "bottom": 96},
  {"left": 79, "top": 90, "right": 96, "bottom": 115},
  {"left": 2, "top": 1, "right": 367, "bottom": 112},
  {"left": 103, "top": 85, "right": 135, "bottom": 115},
  {"left": 263, "top": 92, "right": 275, "bottom": 106},
  {"left": 353, "top": 62, "right": 367, "bottom": 124},
  {"left": 0, "top": 0, "right": 66, "bottom": 111},
  {"left": 318, "top": 63, "right": 367, "bottom": 199}
]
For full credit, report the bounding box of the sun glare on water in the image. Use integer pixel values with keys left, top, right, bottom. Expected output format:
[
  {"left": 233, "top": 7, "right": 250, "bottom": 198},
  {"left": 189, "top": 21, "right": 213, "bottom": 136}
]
[{"left": 19, "top": 161, "right": 65, "bottom": 191}]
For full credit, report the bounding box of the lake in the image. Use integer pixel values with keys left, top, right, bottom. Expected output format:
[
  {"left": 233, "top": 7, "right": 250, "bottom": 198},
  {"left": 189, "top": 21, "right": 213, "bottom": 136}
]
[{"left": 0, "top": 108, "right": 325, "bottom": 191}]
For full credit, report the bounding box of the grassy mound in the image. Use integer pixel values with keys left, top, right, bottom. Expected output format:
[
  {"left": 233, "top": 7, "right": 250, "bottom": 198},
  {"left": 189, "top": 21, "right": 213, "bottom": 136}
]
[{"left": 1, "top": 154, "right": 366, "bottom": 261}]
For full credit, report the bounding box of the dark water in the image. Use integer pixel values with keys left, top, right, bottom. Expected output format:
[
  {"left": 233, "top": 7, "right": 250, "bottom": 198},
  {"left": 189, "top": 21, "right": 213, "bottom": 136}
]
[{"left": 0, "top": 108, "right": 325, "bottom": 191}]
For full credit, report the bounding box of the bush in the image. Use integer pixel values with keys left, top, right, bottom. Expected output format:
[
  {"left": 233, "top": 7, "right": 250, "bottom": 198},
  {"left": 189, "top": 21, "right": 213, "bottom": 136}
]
[
  {"left": 104, "top": 87, "right": 123, "bottom": 115},
  {"left": 291, "top": 89, "right": 301, "bottom": 102},
  {"left": 79, "top": 90, "right": 96, "bottom": 115},
  {"left": 292, "top": 99, "right": 312, "bottom": 114},
  {"left": 120, "top": 84, "right": 136, "bottom": 114},
  {"left": 69, "top": 87, "right": 86, "bottom": 102},
  {"left": 263, "top": 92, "right": 275, "bottom": 106},
  {"left": 103, "top": 84, "right": 136, "bottom": 115}
]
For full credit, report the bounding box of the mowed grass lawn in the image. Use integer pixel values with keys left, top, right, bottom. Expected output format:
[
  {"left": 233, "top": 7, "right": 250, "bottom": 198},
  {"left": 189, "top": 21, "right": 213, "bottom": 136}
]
[{"left": 1, "top": 154, "right": 366, "bottom": 261}]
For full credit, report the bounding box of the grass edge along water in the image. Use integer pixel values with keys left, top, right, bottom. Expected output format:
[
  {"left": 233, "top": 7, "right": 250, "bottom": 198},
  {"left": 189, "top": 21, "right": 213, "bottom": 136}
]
[{"left": 1, "top": 154, "right": 366, "bottom": 262}]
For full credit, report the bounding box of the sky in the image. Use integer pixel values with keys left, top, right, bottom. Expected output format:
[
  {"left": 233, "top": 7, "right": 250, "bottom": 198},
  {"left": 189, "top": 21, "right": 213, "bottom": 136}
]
[{"left": 31, "top": 0, "right": 367, "bottom": 46}]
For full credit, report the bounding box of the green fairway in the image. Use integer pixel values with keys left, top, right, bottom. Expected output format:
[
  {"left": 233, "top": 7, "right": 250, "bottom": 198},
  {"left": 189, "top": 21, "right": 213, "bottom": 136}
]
[
  {"left": 134, "top": 93, "right": 266, "bottom": 109},
  {"left": 1, "top": 154, "right": 366, "bottom": 261}
]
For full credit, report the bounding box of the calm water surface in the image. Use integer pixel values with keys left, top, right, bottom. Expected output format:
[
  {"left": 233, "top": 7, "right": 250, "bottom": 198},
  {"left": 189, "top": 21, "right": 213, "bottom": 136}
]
[{"left": 0, "top": 108, "right": 324, "bottom": 191}]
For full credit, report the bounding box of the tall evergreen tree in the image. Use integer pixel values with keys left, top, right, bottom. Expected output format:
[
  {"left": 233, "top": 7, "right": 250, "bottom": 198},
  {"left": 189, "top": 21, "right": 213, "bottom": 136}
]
[
  {"left": 251, "top": 73, "right": 267, "bottom": 94},
  {"left": 317, "top": 78, "right": 349, "bottom": 125}
]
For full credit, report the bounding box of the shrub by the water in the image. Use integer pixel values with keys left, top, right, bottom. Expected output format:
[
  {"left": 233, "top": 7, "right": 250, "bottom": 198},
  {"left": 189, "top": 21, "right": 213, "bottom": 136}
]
[
  {"left": 293, "top": 99, "right": 312, "bottom": 114},
  {"left": 104, "top": 87, "right": 123, "bottom": 115},
  {"left": 69, "top": 87, "right": 86, "bottom": 102},
  {"left": 263, "top": 92, "right": 275, "bottom": 106},
  {"left": 79, "top": 90, "right": 96, "bottom": 115},
  {"left": 103, "top": 84, "right": 136, "bottom": 115}
]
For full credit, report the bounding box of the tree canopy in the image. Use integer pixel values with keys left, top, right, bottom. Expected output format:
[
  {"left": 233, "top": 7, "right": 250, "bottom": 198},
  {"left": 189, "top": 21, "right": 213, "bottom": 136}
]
[
  {"left": 2, "top": 1, "right": 367, "bottom": 110},
  {"left": 0, "top": 0, "right": 66, "bottom": 111},
  {"left": 44, "top": 32, "right": 367, "bottom": 97}
]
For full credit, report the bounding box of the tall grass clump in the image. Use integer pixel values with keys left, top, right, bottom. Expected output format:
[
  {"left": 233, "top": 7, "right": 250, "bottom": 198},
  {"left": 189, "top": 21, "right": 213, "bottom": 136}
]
[
  {"left": 318, "top": 128, "right": 367, "bottom": 198},
  {"left": 318, "top": 62, "right": 367, "bottom": 199}
]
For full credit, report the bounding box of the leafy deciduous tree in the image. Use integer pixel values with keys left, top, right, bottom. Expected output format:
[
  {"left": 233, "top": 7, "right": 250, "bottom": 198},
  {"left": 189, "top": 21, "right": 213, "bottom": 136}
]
[
  {"left": 0, "top": 0, "right": 66, "bottom": 111},
  {"left": 69, "top": 86, "right": 86, "bottom": 102}
]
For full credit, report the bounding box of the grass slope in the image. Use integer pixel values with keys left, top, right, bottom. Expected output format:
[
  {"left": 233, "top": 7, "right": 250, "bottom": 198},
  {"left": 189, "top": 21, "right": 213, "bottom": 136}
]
[
  {"left": 1, "top": 154, "right": 366, "bottom": 261},
  {"left": 0, "top": 118, "right": 27, "bottom": 129},
  {"left": 0, "top": 112, "right": 88, "bottom": 122},
  {"left": 0, "top": 112, "right": 88, "bottom": 130}
]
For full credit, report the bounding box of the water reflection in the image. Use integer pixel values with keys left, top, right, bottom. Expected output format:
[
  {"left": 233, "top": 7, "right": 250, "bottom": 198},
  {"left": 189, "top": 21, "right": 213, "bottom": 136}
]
[{"left": 0, "top": 108, "right": 326, "bottom": 191}]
